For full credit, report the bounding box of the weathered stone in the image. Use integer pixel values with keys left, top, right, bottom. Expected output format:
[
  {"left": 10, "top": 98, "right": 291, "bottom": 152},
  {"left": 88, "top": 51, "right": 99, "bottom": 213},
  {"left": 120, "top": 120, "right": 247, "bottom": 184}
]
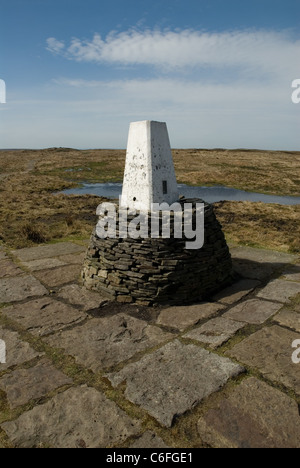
[
  {"left": 91, "top": 283, "right": 117, "bottom": 298},
  {"left": 97, "top": 270, "right": 108, "bottom": 279},
  {"left": 130, "top": 432, "right": 169, "bottom": 449},
  {"left": 232, "top": 258, "right": 274, "bottom": 281},
  {"left": 273, "top": 308, "right": 300, "bottom": 332},
  {"left": 57, "top": 284, "right": 107, "bottom": 311},
  {"left": 0, "top": 251, "right": 7, "bottom": 260},
  {"left": 114, "top": 263, "right": 132, "bottom": 271},
  {"left": 227, "top": 326, "right": 300, "bottom": 394},
  {"left": 89, "top": 266, "right": 98, "bottom": 276},
  {"left": 256, "top": 279, "right": 300, "bottom": 303},
  {"left": 0, "top": 359, "right": 72, "bottom": 408},
  {"left": 0, "top": 276, "right": 48, "bottom": 303},
  {"left": 107, "top": 340, "right": 244, "bottom": 427},
  {"left": 184, "top": 317, "right": 245, "bottom": 349},
  {"left": 22, "top": 258, "right": 66, "bottom": 272},
  {"left": 120, "top": 271, "right": 146, "bottom": 281},
  {"left": 34, "top": 265, "right": 81, "bottom": 288},
  {"left": 135, "top": 300, "right": 152, "bottom": 307},
  {"left": 2, "top": 298, "right": 87, "bottom": 337},
  {"left": 57, "top": 252, "right": 85, "bottom": 265},
  {"left": 117, "top": 295, "right": 133, "bottom": 303},
  {"left": 45, "top": 315, "right": 173, "bottom": 371},
  {"left": 161, "top": 260, "right": 179, "bottom": 267},
  {"left": 213, "top": 280, "right": 260, "bottom": 305},
  {"left": 281, "top": 265, "right": 300, "bottom": 282},
  {"left": 0, "top": 326, "right": 42, "bottom": 370},
  {"left": 230, "top": 244, "right": 298, "bottom": 281},
  {"left": 108, "top": 273, "right": 122, "bottom": 285},
  {"left": 138, "top": 267, "right": 159, "bottom": 274},
  {"left": 197, "top": 377, "right": 300, "bottom": 448},
  {"left": 224, "top": 299, "right": 282, "bottom": 324},
  {"left": 229, "top": 245, "right": 297, "bottom": 266},
  {"left": 157, "top": 303, "right": 225, "bottom": 331},
  {"left": 114, "top": 285, "right": 130, "bottom": 294},
  {"left": 1, "top": 386, "right": 140, "bottom": 448},
  {"left": 12, "top": 242, "right": 85, "bottom": 262},
  {"left": 0, "top": 260, "right": 23, "bottom": 278}
]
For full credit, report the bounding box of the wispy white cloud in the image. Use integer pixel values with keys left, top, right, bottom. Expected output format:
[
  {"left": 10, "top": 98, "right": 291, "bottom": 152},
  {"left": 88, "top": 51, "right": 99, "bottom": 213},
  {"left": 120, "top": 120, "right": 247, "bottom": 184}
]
[
  {"left": 46, "top": 37, "right": 65, "bottom": 54},
  {"left": 46, "top": 29, "right": 300, "bottom": 80}
]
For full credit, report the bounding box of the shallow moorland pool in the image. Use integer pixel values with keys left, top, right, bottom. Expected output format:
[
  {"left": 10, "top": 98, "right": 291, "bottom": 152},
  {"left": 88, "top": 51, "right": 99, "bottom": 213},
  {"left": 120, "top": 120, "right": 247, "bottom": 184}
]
[{"left": 61, "top": 183, "right": 300, "bottom": 205}]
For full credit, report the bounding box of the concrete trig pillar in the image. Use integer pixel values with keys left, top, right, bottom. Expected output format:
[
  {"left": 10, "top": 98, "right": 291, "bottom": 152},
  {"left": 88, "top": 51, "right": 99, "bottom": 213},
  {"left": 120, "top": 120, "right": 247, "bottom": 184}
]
[{"left": 121, "top": 121, "right": 179, "bottom": 211}]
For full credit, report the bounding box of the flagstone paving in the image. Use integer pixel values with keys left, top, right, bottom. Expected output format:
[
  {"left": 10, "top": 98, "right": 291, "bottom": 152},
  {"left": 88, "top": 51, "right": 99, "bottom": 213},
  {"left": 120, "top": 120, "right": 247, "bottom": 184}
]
[
  {"left": 2, "top": 297, "right": 88, "bottom": 337},
  {"left": 256, "top": 279, "right": 300, "bottom": 303},
  {"left": 223, "top": 299, "right": 282, "bottom": 324},
  {"left": 1, "top": 386, "right": 140, "bottom": 448},
  {"left": 227, "top": 326, "right": 300, "bottom": 393},
  {"left": 197, "top": 377, "right": 300, "bottom": 448},
  {"left": 0, "top": 358, "right": 73, "bottom": 408},
  {"left": 157, "top": 302, "right": 226, "bottom": 331},
  {"left": 0, "top": 241, "right": 299, "bottom": 448},
  {"left": 273, "top": 308, "right": 300, "bottom": 332},
  {"left": 0, "top": 260, "right": 23, "bottom": 279},
  {"left": 107, "top": 340, "right": 244, "bottom": 427},
  {"left": 0, "top": 327, "right": 42, "bottom": 370},
  {"left": 0, "top": 276, "right": 49, "bottom": 303},
  {"left": 184, "top": 317, "right": 246, "bottom": 349}
]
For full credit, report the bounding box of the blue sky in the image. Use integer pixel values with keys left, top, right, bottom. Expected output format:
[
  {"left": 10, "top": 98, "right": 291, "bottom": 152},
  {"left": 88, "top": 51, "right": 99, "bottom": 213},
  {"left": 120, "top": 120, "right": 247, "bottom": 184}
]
[{"left": 0, "top": 0, "right": 299, "bottom": 149}]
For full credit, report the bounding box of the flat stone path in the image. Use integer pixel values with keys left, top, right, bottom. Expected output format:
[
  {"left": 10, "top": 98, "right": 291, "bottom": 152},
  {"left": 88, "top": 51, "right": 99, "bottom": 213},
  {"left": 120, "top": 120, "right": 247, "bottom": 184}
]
[{"left": 0, "top": 241, "right": 299, "bottom": 448}]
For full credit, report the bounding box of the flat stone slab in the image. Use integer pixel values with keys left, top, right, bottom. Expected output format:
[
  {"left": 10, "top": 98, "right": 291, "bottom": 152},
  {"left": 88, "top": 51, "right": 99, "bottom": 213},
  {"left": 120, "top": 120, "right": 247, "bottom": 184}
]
[
  {"left": 256, "top": 279, "right": 300, "bottom": 303},
  {"left": 213, "top": 279, "right": 260, "bottom": 305},
  {"left": 33, "top": 265, "right": 81, "bottom": 288},
  {"left": 227, "top": 325, "right": 300, "bottom": 394},
  {"left": 0, "top": 359, "right": 72, "bottom": 408},
  {"left": 12, "top": 242, "right": 85, "bottom": 262},
  {"left": 184, "top": 317, "right": 245, "bottom": 349},
  {"left": 0, "top": 276, "right": 48, "bottom": 303},
  {"left": 0, "top": 260, "right": 23, "bottom": 278},
  {"left": 232, "top": 258, "right": 274, "bottom": 281},
  {"left": 57, "top": 284, "right": 108, "bottom": 312},
  {"left": 157, "top": 303, "right": 225, "bottom": 331},
  {"left": 2, "top": 298, "right": 87, "bottom": 337},
  {"left": 229, "top": 245, "right": 297, "bottom": 265},
  {"left": 230, "top": 245, "right": 297, "bottom": 281},
  {"left": 22, "top": 258, "right": 67, "bottom": 272},
  {"left": 197, "top": 377, "right": 300, "bottom": 448},
  {"left": 45, "top": 314, "right": 173, "bottom": 371},
  {"left": 57, "top": 253, "right": 85, "bottom": 265},
  {"left": 224, "top": 299, "right": 282, "bottom": 324},
  {"left": 107, "top": 340, "right": 244, "bottom": 427},
  {"left": 273, "top": 308, "right": 300, "bottom": 332},
  {"left": 130, "top": 432, "right": 169, "bottom": 448},
  {"left": 281, "top": 265, "right": 300, "bottom": 282},
  {"left": 0, "top": 251, "right": 7, "bottom": 260},
  {"left": 0, "top": 327, "right": 42, "bottom": 370},
  {"left": 1, "top": 386, "right": 140, "bottom": 448}
]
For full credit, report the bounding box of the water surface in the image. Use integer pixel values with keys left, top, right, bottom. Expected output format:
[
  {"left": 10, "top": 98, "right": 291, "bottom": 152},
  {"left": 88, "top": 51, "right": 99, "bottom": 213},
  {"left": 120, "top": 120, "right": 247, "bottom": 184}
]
[{"left": 61, "top": 183, "right": 300, "bottom": 206}]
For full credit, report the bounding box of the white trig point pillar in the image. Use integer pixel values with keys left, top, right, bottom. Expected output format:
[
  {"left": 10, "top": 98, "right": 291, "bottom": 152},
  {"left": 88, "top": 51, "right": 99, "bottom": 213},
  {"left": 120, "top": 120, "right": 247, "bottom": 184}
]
[{"left": 121, "top": 121, "right": 179, "bottom": 211}]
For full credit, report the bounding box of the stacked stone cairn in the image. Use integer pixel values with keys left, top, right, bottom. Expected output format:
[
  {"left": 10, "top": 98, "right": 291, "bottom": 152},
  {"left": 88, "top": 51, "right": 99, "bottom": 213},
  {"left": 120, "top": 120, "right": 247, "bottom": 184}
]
[{"left": 81, "top": 197, "right": 233, "bottom": 306}]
